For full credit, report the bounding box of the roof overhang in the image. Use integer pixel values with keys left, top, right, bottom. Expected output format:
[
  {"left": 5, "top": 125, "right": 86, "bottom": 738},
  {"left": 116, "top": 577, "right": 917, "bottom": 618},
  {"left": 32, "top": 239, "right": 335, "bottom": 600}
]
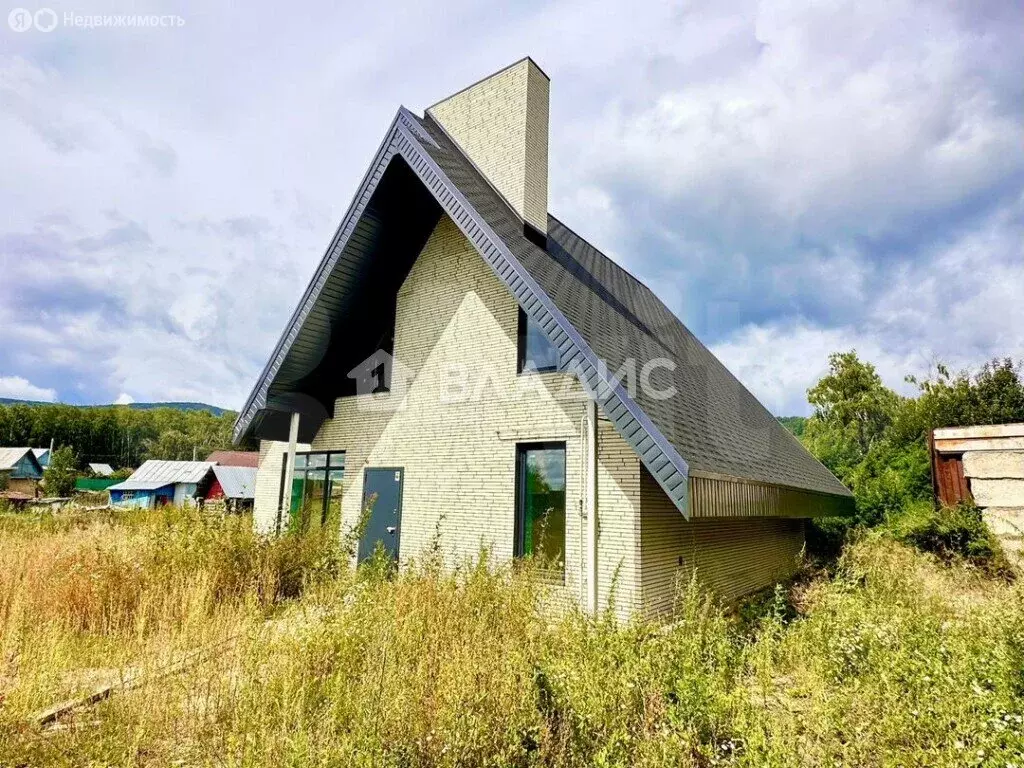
[
  {"left": 234, "top": 108, "right": 692, "bottom": 516},
  {"left": 108, "top": 480, "right": 175, "bottom": 492}
]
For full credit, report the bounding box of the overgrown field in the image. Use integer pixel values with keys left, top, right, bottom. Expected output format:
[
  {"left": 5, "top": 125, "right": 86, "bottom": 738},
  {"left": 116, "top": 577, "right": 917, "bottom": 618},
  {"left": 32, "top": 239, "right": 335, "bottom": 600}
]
[{"left": 1, "top": 508, "right": 1022, "bottom": 766}]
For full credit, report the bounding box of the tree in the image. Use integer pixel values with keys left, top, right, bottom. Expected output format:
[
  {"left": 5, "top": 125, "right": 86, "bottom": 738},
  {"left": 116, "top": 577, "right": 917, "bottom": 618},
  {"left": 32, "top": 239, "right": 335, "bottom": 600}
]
[
  {"left": 142, "top": 429, "right": 195, "bottom": 461},
  {"left": 911, "top": 358, "right": 1024, "bottom": 430},
  {"left": 44, "top": 446, "right": 79, "bottom": 497},
  {"left": 806, "top": 351, "right": 901, "bottom": 456},
  {"left": 803, "top": 353, "right": 1024, "bottom": 535}
]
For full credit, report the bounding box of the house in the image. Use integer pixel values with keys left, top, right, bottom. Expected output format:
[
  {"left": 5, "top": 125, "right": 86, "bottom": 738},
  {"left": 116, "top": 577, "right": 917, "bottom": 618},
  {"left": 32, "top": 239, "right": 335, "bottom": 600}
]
[
  {"left": 206, "top": 465, "right": 258, "bottom": 512},
  {"left": 107, "top": 460, "right": 215, "bottom": 509},
  {"left": 32, "top": 448, "right": 50, "bottom": 468},
  {"left": 205, "top": 450, "right": 259, "bottom": 468},
  {"left": 0, "top": 447, "right": 45, "bottom": 497},
  {"left": 235, "top": 58, "right": 853, "bottom": 617},
  {"left": 88, "top": 463, "right": 115, "bottom": 478},
  {"left": 932, "top": 424, "right": 1024, "bottom": 558}
]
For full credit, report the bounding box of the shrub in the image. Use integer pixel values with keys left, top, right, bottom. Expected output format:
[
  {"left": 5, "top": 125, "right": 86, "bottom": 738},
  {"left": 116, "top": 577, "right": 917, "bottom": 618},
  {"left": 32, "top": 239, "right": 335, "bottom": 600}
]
[{"left": 887, "top": 499, "right": 1012, "bottom": 574}]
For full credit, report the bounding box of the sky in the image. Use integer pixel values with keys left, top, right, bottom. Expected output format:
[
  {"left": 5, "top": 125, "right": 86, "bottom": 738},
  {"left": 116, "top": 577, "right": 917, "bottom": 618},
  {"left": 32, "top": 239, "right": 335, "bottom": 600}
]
[{"left": 1, "top": 0, "right": 1021, "bottom": 416}]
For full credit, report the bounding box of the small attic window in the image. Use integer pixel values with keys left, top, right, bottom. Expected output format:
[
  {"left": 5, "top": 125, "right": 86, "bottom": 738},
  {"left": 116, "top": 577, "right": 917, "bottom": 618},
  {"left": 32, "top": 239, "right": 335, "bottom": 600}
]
[{"left": 517, "top": 308, "right": 559, "bottom": 373}]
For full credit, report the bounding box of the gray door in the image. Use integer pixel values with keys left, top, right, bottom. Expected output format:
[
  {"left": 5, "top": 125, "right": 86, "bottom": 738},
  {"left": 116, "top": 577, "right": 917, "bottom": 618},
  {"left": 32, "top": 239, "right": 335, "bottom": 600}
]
[{"left": 359, "top": 468, "right": 403, "bottom": 564}]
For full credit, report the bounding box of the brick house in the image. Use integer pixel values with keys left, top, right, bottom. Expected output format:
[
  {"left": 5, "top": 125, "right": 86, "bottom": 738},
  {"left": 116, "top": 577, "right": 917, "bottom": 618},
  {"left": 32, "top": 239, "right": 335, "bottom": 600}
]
[{"left": 237, "top": 59, "right": 852, "bottom": 617}]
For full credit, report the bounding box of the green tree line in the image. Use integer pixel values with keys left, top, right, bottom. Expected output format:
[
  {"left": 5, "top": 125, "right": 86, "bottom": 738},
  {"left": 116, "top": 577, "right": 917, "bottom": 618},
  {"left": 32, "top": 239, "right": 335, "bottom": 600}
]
[{"left": 0, "top": 404, "right": 244, "bottom": 470}]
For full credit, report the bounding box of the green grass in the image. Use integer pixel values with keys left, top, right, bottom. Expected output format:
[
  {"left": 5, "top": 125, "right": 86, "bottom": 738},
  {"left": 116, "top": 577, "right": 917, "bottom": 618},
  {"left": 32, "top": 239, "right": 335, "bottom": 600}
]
[{"left": 1, "top": 508, "right": 1022, "bottom": 766}]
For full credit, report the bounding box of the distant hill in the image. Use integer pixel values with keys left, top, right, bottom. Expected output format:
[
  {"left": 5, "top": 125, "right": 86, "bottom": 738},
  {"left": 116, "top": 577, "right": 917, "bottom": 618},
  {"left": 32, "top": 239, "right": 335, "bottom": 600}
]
[
  {"left": 777, "top": 416, "right": 808, "bottom": 438},
  {"left": 0, "top": 398, "right": 229, "bottom": 416}
]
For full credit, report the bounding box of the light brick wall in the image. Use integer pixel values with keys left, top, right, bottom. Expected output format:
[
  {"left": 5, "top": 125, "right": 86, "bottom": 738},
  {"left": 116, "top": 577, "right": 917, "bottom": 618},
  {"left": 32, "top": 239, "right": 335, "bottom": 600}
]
[
  {"left": 427, "top": 58, "right": 549, "bottom": 234},
  {"left": 522, "top": 62, "right": 549, "bottom": 233},
  {"left": 640, "top": 469, "right": 804, "bottom": 615},
  {"left": 253, "top": 439, "right": 310, "bottom": 534},
  {"left": 304, "top": 214, "right": 640, "bottom": 617}
]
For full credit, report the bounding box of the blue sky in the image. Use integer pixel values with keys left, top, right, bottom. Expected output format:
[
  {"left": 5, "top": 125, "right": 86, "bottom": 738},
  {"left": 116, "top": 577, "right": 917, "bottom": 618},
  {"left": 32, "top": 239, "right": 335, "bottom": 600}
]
[{"left": 1, "top": 0, "right": 1021, "bottom": 415}]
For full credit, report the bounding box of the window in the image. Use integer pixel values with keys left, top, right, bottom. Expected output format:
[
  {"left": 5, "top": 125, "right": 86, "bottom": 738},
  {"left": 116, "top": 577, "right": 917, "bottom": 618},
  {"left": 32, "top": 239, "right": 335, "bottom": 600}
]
[
  {"left": 279, "top": 450, "right": 345, "bottom": 531},
  {"left": 517, "top": 308, "right": 559, "bottom": 373},
  {"left": 515, "top": 443, "right": 566, "bottom": 579}
]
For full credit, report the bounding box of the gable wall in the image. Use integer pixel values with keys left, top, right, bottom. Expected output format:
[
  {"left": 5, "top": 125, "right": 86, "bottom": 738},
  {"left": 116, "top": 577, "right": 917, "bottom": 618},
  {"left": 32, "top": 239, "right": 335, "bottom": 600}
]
[
  {"left": 288, "top": 214, "right": 643, "bottom": 617},
  {"left": 12, "top": 453, "right": 43, "bottom": 480}
]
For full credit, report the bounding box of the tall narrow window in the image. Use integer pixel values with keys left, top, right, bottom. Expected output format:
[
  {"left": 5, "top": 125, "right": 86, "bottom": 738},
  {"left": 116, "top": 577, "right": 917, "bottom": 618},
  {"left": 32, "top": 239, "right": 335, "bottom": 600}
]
[
  {"left": 515, "top": 442, "right": 566, "bottom": 580},
  {"left": 517, "top": 308, "right": 559, "bottom": 373}
]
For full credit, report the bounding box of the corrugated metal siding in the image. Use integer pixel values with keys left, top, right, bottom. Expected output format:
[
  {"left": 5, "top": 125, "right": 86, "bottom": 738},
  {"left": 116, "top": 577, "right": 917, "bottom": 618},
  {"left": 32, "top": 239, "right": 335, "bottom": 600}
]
[
  {"left": 129, "top": 460, "right": 215, "bottom": 485},
  {"left": 641, "top": 470, "right": 805, "bottom": 616},
  {"left": 211, "top": 466, "right": 257, "bottom": 499},
  {"left": 689, "top": 473, "right": 853, "bottom": 518}
]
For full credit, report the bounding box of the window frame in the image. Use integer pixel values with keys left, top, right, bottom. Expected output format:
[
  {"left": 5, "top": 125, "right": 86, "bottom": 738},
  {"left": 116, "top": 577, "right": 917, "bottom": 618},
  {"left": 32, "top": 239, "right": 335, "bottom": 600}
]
[
  {"left": 514, "top": 441, "right": 568, "bottom": 583},
  {"left": 516, "top": 307, "right": 559, "bottom": 374},
  {"left": 278, "top": 449, "right": 346, "bottom": 530}
]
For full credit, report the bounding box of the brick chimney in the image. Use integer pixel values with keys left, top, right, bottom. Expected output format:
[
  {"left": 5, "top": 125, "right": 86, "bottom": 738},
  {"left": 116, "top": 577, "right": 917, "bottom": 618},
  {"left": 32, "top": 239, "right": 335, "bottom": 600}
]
[{"left": 427, "top": 58, "right": 550, "bottom": 240}]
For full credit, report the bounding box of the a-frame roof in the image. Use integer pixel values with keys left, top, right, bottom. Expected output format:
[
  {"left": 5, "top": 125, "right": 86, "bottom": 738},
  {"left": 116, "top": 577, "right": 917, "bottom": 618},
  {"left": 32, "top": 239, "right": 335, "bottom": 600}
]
[
  {"left": 235, "top": 107, "right": 852, "bottom": 516},
  {"left": 0, "top": 447, "right": 44, "bottom": 477}
]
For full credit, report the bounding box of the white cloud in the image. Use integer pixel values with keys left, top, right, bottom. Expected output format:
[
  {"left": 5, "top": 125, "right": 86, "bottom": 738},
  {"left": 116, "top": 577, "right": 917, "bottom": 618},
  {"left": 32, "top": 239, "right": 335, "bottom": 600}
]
[
  {"left": 113, "top": 392, "right": 134, "bottom": 405},
  {"left": 0, "top": 376, "right": 58, "bottom": 402},
  {"left": 713, "top": 193, "right": 1024, "bottom": 416},
  {"left": 0, "top": 0, "right": 1020, "bottom": 415}
]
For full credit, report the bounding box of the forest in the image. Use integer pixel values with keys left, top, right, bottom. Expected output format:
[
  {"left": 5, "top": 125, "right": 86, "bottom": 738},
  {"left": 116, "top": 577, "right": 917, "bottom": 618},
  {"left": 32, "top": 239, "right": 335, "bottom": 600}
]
[{"left": 0, "top": 403, "right": 242, "bottom": 469}]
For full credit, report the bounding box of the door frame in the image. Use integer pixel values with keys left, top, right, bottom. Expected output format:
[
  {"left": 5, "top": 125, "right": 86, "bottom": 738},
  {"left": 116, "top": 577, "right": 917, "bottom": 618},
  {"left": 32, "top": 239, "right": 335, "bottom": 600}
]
[{"left": 360, "top": 466, "right": 405, "bottom": 562}]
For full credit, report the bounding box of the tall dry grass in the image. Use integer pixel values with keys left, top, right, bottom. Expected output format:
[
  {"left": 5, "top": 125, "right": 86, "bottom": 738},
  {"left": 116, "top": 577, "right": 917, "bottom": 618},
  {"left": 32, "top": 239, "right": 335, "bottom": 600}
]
[{"left": 1, "top": 510, "right": 1023, "bottom": 766}]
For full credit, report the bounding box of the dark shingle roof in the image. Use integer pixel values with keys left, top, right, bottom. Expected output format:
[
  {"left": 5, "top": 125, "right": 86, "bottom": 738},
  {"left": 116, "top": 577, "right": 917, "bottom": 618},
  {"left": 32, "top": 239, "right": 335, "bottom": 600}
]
[
  {"left": 414, "top": 113, "right": 850, "bottom": 498},
  {"left": 235, "top": 106, "right": 851, "bottom": 510}
]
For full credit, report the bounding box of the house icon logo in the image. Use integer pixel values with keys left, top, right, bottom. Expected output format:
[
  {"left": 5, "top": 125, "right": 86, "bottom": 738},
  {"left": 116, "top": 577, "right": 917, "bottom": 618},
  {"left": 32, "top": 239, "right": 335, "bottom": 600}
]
[{"left": 347, "top": 349, "right": 415, "bottom": 411}]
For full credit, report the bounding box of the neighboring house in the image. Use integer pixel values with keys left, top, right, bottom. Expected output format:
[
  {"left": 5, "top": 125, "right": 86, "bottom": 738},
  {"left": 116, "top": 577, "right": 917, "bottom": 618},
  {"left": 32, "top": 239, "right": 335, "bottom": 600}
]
[
  {"left": 0, "top": 448, "right": 45, "bottom": 497},
  {"left": 88, "top": 463, "right": 115, "bottom": 478},
  {"left": 932, "top": 424, "right": 1024, "bottom": 557},
  {"left": 235, "top": 58, "right": 853, "bottom": 618},
  {"left": 108, "top": 460, "right": 215, "bottom": 509},
  {"left": 207, "top": 465, "right": 258, "bottom": 512},
  {"left": 32, "top": 448, "right": 50, "bottom": 468},
  {"left": 205, "top": 450, "right": 259, "bottom": 468}
]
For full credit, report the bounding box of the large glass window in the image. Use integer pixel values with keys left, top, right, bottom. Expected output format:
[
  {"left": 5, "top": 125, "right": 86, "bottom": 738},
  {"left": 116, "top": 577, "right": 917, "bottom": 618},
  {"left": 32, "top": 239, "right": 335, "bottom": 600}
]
[
  {"left": 515, "top": 443, "right": 566, "bottom": 579},
  {"left": 517, "top": 308, "right": 559, "bottom": 373},
  {"left": 280, "top": 450, "right": 345, "bottom": 531}
]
